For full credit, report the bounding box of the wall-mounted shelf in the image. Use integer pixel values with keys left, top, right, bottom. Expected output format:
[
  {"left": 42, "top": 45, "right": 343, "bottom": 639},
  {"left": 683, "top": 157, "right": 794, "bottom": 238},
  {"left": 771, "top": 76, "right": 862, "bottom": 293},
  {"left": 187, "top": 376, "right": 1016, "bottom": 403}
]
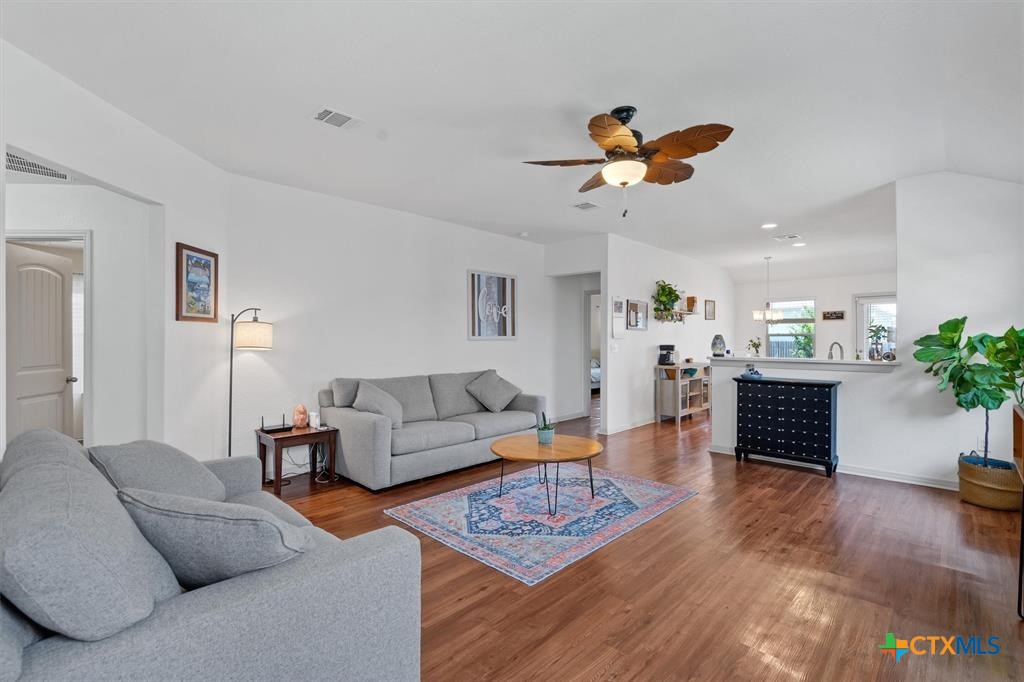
[{"left": 653, "top": 309, "right": 698, "bottom": 322}]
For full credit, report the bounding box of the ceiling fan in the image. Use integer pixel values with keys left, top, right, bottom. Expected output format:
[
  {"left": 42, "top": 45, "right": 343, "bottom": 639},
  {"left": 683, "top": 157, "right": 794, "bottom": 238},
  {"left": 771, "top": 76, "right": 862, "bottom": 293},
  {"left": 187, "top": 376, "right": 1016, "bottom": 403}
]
[{"left": 525, "top": 106, "right": 733, "bottom": 216}]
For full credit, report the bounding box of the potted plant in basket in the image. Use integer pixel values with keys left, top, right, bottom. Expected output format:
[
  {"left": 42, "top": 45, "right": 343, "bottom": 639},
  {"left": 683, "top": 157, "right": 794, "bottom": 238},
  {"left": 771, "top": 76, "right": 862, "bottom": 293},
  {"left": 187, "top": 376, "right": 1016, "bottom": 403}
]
[
  {"left": 867, "top": 323, "right": 888, "bottom": 360},
  {"left": 652, "top": 280, "right": 682, "bottom": 321},
  {"left": 913, "top": 317, "right": 1023, "bottom": 510},
  {"left": 537, "top": 412, "right": 555, "bottom": 444}
]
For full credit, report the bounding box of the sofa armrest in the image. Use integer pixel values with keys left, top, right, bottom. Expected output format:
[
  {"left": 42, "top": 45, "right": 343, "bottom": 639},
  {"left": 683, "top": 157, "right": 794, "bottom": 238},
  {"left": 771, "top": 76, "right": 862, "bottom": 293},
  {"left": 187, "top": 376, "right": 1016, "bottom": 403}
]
[
  {"left": 317, "top": 387, "right": 334, "bottom": 409},
  {"left": 20, "top": 526, "right": 421, "bottom": 682},
  {"left": 321, "top": 406, "right": 393, "bottom": 490},
  {"left": 203, "top": 456, "right": 262, "bottom": 497},
  {"left": 508, "top": 393, "right": 546, "bottom": 425}
]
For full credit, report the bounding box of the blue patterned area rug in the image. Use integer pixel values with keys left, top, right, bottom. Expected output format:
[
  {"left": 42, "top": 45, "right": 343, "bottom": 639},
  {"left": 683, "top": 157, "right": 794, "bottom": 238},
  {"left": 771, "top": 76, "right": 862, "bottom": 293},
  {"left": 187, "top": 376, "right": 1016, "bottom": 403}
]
[{"left": 384, "top": 463, "right": 697, "bottom": 586}]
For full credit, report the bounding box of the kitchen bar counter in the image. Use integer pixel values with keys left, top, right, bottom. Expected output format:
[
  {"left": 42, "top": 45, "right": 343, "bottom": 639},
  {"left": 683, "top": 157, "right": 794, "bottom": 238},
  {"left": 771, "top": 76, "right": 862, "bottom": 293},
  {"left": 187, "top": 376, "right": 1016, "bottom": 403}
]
[{"left": 709, "top": 356, "right": 900, "bottom": 373}]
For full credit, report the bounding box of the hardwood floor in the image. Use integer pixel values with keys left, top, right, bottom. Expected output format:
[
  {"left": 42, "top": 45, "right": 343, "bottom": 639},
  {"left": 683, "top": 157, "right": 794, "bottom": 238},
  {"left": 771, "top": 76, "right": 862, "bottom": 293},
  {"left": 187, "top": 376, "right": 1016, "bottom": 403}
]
[{"left": 282, "top": 410, "right": 1023, "bottom": 680}]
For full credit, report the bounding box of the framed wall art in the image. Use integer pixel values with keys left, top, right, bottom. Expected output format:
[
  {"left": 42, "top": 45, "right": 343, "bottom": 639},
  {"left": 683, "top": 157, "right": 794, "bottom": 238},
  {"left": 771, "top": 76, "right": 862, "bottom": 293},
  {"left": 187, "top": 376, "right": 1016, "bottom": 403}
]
[
  {"left": 468, "top": 270, "right": 517, "bottom": 339},
  {"left": 626, "top": 299, "right": 648, "bottom": 331},
  {"left": 705, "top": 299, "right": 716, "bottom": 320},
  {"left": 175, "top": 242, "right": 219, "bottom": 322}
]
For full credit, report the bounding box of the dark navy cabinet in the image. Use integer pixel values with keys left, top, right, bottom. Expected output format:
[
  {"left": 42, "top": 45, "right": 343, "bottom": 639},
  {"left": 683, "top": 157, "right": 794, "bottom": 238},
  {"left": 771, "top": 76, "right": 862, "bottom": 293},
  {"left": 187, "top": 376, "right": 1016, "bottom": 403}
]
[{"left": 733, "top": 376, "right": 840, "bottom": 477}]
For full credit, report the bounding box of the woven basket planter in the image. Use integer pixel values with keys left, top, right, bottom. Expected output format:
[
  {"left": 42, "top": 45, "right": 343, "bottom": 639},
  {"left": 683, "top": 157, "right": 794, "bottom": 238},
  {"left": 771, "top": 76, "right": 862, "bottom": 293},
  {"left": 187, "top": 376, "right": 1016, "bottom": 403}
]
[{"left": 958, "top": 456, "right": 1022, "bottom": 511}]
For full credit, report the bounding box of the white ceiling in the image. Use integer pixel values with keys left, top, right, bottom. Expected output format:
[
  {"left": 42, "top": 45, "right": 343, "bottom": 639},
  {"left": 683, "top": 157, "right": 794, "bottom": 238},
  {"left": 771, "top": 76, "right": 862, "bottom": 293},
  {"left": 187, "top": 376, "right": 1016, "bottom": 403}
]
[{"left": 3, "top": 2, "right": 1021, "bottom": 282}]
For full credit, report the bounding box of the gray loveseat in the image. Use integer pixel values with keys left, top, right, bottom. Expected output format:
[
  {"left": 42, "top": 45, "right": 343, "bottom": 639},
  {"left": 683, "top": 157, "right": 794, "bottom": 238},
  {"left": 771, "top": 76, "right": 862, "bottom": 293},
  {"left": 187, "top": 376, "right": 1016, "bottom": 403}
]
[
  {"left": 0, "top": 429, "right": 420, "bottom": 681},
  {"left": 318, "top": 371, "right": 545, "bottom": 490}
]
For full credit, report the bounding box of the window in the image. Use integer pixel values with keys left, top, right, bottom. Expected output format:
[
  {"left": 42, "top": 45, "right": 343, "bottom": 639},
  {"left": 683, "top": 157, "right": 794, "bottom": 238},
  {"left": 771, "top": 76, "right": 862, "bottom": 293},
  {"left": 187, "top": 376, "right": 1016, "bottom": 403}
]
[
  {"left": 855, "top": 294, "right": 897, "bottom": 358},
  {"left": 766, "top": 299, "right": 815, "bottom": 358}
]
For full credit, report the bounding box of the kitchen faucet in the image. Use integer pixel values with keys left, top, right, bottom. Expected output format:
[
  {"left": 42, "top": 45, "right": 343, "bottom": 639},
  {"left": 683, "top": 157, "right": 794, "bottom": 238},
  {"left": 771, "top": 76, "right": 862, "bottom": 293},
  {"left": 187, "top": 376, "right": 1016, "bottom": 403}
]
[{"left": 827, "top": 341, "right": 844, "bottom": 360}]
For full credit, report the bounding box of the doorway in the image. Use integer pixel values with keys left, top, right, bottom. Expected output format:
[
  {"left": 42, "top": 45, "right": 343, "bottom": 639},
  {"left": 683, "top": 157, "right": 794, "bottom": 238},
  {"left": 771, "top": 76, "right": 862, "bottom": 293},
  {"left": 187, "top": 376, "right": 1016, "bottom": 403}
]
[
  {"left": 584, "top": 289, "right": 601, "bottom": 424},
  {"left": 5, "top": 235, "right": 89, "bottom": 443}
]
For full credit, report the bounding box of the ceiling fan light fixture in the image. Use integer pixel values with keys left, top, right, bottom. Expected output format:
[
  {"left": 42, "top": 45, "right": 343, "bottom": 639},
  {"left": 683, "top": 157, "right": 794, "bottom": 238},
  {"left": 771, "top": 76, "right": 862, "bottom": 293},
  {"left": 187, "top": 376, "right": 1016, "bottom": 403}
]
[{"left": 601, "top": 159, "right": 647, "bottom": 188}]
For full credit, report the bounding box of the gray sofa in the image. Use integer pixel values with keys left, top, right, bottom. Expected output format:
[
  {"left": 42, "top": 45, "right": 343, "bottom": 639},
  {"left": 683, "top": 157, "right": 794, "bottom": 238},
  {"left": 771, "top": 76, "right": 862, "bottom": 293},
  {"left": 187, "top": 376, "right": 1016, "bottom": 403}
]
[
  {"left": 0, "top": 429, "right": 420, "bottom": 682},
  {"left": 318, "top": 371, "right": 545, "bottom": 490}
]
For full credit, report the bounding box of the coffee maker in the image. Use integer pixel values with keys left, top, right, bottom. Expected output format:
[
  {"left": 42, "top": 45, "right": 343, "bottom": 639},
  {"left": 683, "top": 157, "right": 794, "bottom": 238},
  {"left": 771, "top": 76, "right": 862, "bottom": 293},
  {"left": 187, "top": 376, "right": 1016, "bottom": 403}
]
[{"left": 658, "top": 344, "right": 678, "bottom": 365}]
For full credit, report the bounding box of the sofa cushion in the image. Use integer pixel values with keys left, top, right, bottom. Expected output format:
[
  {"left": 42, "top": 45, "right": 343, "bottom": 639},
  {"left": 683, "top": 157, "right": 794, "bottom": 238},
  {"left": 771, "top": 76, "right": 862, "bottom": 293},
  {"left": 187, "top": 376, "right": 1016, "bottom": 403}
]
[
  {"left": 0, "top": 428, "right": 96, "bottom": 489},
  {"left": 466, "top": 370, "right": 522, "bottom": 413},
  {"left": 118, "top": 488, "right": 314, "bottom": 589},
  {"left": 331, "top": 375, "right": 438, "bottom": 422},
  {"left": 428, "top": 371, "right": 487, "bottom": 420},
  {"left": 353, "top": 380, "right": 404, "bottom": 429},
  {"left": 1, "top": 598, "right": 46, "bottom": 682},
  {"left": 89, "top": 440, "right": 226, "bottom": 502},
  {"left": 227, "top": 491, "right": 313, "bottom": 527},
  {"left": 445, "top": 411, "right": 538, "bottom": 439},
  {"left": 0, "top": 464, "right": 181, "bottom": 641},
  {"left": 390, "top": 421, "right": 475, "bottom": 456}
]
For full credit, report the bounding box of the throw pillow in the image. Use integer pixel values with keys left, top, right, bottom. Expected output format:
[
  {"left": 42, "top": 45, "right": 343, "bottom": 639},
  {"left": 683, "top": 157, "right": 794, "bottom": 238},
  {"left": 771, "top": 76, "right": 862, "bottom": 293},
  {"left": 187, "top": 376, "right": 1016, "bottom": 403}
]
[
  {"left": 353, "top": 380, "right": 404, "bottom": 429},
  {"left": 89, "top": 440, "right": 227, "bottom": 501},
  {"left": 466, "top": 370, "right": 522, "bottom": 413},
  {"left": 117, "top": 488, "right": 314, "bottom": 588}
]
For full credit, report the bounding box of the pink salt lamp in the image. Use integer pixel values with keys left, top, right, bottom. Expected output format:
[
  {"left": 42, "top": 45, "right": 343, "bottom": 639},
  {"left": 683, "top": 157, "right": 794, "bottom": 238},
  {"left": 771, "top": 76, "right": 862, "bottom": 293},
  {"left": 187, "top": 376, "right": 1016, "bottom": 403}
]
[{"left": 293, "top": 404, "right": 309, "bottom": 428}]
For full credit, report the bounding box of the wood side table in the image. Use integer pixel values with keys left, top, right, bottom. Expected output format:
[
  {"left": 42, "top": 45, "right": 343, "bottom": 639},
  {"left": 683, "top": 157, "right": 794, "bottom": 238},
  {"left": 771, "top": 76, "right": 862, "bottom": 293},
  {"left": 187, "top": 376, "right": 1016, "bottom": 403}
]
[{"left": 255, "top": 426, "right": 338, "bottom": 496}]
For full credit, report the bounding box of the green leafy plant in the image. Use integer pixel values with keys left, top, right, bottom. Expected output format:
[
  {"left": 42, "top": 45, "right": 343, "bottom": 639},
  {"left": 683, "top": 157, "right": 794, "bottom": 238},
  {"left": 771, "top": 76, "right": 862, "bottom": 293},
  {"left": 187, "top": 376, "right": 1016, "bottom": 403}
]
[
  {"left": 913, "top": 317, "right": 1021, "bottom": 467},
  {"left": 867, "top": 323, "right": 888, "bottom": 344},
  {"left": 652, "top": 280, "right": 682, "bottom": 317},
  {"left": 538, "top": 412, "right": 554, "bottom": 432},
  {"left": 747, "top": 337, "right": 762, "bottom": 355}
]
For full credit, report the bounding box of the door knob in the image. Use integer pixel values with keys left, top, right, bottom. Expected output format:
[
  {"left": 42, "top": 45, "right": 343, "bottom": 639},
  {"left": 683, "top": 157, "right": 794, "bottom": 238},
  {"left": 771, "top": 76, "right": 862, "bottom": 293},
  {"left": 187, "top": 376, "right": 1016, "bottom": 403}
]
[{"left": 65, "top": 376, "right": 78, "bottom": 384}]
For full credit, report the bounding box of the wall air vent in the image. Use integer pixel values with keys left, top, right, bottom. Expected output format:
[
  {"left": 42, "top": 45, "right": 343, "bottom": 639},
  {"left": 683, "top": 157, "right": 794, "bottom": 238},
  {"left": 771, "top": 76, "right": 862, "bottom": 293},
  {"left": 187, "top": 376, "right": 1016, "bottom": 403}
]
[
  {"left": 314, "top": 108, "right": 360, "bottom": 129},
  {"left": 5, "top": 152, "right": 71, "bottom": 181},
  {"left": 573, "top": 201, "right": 601, "bottom": 211},
  {"left": 770, "top": 233, "right": 803, "bottom": 242}
]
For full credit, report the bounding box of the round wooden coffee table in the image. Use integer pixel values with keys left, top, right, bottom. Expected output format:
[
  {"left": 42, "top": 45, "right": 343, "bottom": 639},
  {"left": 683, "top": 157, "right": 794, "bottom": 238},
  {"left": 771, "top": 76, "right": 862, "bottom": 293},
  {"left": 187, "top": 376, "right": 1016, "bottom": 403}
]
[{"left": 490, "top": 434, "right": 604, "bottom": 515}]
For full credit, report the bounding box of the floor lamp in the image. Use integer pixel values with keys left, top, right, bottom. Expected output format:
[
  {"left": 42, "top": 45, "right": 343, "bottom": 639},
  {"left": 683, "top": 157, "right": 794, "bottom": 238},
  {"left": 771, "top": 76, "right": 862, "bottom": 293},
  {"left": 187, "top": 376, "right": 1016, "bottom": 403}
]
[{"left": 228, "top": 308, "right": 273, "bottom": 457}]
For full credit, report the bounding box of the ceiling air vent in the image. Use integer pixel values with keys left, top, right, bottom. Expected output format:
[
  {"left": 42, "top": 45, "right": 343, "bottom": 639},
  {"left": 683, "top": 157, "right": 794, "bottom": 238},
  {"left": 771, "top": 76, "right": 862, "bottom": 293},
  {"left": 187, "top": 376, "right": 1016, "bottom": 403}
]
[
  {"left": 314, "top": 108, "right": 359, "bottom": 128},
  {"left": 5, "top": 152, "right": 70, "bottom": 181},
  {"left": 771, "top": 233, "right": 803, "bottom": 242},
  {"left": 573, "top": 201, "right": 601, "bottom": 211}
]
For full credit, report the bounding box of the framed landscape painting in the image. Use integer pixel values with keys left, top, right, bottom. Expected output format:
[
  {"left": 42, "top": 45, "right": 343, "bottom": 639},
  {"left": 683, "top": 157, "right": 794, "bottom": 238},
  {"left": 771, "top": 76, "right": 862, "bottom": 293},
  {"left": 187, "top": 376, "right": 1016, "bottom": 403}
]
[
  {"left": 175, "top": 242, "right": 219, "bottom": 322},
  {"left": 468, "top": 270, "right": 517, "bottom": 340}
]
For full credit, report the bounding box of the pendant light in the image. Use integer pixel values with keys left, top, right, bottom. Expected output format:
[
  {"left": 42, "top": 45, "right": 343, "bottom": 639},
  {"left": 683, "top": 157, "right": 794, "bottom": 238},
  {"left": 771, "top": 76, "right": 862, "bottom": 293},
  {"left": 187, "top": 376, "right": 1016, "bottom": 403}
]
[{"left": 752, "top": 256, "right": 784, "bottom": 322}]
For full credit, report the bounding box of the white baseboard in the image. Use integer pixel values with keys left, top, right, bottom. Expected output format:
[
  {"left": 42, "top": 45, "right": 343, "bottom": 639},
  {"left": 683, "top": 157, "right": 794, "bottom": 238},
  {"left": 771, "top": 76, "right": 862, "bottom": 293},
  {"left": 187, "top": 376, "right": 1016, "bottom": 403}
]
[
  {"left": 554, "top": 411, "right": 586, "bottom": 423},
  {"left": 600, "top": 418, "right": 655, "bottom": 436},
  {"left": 707, "top": 444, "right": 958, "bottom": 491}
]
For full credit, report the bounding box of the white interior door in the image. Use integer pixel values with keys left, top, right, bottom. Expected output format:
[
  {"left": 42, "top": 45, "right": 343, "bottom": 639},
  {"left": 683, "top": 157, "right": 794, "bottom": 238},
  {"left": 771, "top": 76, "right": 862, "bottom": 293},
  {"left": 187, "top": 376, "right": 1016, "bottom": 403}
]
[{"left": 5, "top": 243, "right": 75, "bottom": 442}]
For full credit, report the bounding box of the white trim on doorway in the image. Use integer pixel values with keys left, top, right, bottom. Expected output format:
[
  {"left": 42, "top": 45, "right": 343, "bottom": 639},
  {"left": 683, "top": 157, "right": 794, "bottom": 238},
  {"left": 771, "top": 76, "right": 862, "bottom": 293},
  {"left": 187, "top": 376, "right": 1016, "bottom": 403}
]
[{"left": 582, "top": 288, "right": 600, "bottom": 418}]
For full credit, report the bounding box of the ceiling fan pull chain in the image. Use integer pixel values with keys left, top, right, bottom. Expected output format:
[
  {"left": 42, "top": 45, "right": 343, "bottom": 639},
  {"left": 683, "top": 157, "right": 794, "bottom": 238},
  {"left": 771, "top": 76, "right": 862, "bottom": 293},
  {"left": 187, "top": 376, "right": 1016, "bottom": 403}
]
[{"left": 621, "top": 186, "right": 629, "bottom": 218}]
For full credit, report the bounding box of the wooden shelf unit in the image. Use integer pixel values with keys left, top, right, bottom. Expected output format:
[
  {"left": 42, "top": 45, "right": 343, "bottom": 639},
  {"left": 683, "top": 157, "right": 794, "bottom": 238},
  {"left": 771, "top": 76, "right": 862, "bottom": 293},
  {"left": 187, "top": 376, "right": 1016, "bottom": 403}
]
[{"left": 655, "top": 364, "right": 711, "bottom": 424}]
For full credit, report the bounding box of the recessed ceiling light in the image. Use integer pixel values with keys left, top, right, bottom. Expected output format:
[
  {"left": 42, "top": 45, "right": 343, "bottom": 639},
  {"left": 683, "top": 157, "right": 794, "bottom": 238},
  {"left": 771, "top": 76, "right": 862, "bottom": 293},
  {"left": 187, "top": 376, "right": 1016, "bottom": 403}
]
[
  {"left": 792, "top": 242, "right": 807, "bottom": 247},
  {"left": 761, "top": 223, "right": 778, "bottom": 229}
]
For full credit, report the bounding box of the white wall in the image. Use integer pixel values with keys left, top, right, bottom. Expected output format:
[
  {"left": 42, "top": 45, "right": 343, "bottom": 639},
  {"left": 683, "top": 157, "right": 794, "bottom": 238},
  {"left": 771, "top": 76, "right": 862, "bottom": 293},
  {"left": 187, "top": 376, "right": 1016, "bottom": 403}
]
[
  {"left": 603, "top": 234, "right": 735, "bottom": 434},
  {"left": 1, "top": 41, "right": 230, "bottom": 455},
  {"left": 712, "top": 172, "right": 1023, "bottom": 488},
  {"left": 734, "top": 271, "right": 897, "bottom": 359},
  {"left": 589, "top": 294, "right": 601, "bottom": 359},
  {"left": 552, "top": 273, "right": 601, "bottom": 421},
  {"left": 6, "top": 185, "right": 151, "bottom": 444},
  {"left": 225, "top": 175, "right": 593, "bottom": 468}
]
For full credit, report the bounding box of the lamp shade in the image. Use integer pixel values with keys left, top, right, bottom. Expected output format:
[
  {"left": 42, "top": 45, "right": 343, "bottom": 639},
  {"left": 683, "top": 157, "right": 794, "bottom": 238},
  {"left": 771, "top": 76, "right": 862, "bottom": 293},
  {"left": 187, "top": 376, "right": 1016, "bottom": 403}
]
[
  {"left": 233, "top": 320, "right": 273, "bottom": 350},
  {"left": 601, "top": 159, "right": 647, "bottom": 187}
]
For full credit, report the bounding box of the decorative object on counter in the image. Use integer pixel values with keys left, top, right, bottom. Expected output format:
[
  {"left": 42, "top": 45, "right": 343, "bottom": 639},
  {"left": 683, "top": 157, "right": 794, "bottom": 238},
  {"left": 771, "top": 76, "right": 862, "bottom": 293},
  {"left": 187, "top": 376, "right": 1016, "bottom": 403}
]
[
  {"left": 711, "top": 334, "right": 726, "bottom": 357},
  {"left": 855, "top": 351, "right": 862, "bottom": 360},
  {"left": 686, "top": 295, "right": 697, "bottom": 312},
  {"left": 705, "top": 299, "right": 716, "bottom": 320},
  {"left": 881, "top": 351, "right": 897, "bottom": 362},
  {"left": 293, "top": 404, "right": 309, "bottom": 428},
  {"left": 652, "top": 280, "right": 682, "bottom": 320},
  {"left": 822, "top": 310, "right": 846, "bottom": 321},
  {"left": 734, "top": 376, "right": 840, "bottom": 477},
  {"left": 612, "top": 296, "right": 626, "bottom": 338},
  {"left": 867, "top": 323, "right": 888, "bottom": 360},
  {"left": 626, "top": 299, "right": 648, "bottom": 330},
  {"left": 657, "top": 344, "right": 677, "bottom": 365},
  {"left": 227, "top": 307, "right": 274, "bottom": 456},
  {"left": 684, "top": 356, "right": 694, "bottom": 363},
  {"left": 537, "top": 412, "right": 555, "bottom": 444},
  {"left": 309, "top": 411, "right": 321, "bottom": 428},
  {"left": 913, "top": 316, "right": 1024, "bottom": 510},
  {"left": 175, "top": 242, "right": 219, "bottom": 322},
  {"left": 740, "top": 363, "right": 762, "bottom": 379},
  {"left": 468, "top": 270, "right": 517, "bottom": 340},
  {"left": 752, "top": 256, "right": 784, "bottom": 322},
  {"left": 747, "top": 337, "right": 762, "bottom": 357}
]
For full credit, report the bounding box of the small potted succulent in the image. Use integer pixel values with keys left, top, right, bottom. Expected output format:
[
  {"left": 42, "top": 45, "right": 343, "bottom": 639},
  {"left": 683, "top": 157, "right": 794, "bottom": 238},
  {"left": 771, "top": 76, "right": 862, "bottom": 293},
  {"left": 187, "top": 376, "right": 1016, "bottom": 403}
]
[
  {"left": 747, "top": 337, "right": 762, "bottom": 357},
  {"left": 537, "top": 412, "right": 555, "bottom": 444}
]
